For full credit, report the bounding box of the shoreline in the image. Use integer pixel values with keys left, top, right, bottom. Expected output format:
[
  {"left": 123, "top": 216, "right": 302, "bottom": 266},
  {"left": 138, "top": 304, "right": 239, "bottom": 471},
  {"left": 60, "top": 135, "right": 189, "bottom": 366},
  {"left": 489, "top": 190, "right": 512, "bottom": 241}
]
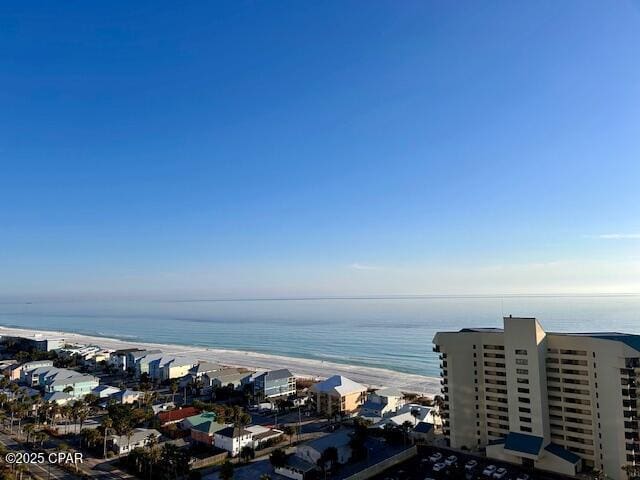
[{"left": 0, "top": 325, "right": 440, "bottom": 396}]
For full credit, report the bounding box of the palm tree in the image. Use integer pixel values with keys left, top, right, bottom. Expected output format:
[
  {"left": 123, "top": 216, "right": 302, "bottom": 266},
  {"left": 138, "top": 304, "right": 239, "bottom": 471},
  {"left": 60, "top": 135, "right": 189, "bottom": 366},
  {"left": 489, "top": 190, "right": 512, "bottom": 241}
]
[
  {"left": 33, "top": 431, "right": 47, "bottom": 448},
  {"left": 319, "top": 446, "right": 338, "bottom": 475},
  {"left": 269, "top": 448, "right": 286, "bottom": 470},
  {"left": 31, "top": 394, "right": 42, "bottom": 425},
  {"left": 15, "top": 402, "right": 28, "bottom": 436},
  {"left": 240, "top": 445, "right": 255, "bottom": 463},
  {"left": 401, "top": 420, "right": 413, "bottom": 446},
  {"left": 50, "top": 403, "right": 61, "bottom": 429},
  {"left": 61, "top": 405, "right": 72, "bottom": 434},
  {"left": 282, "top": 425, "right": 296, "bottom": 445},
  {"left": 23, "top": 423, "right": 35, "bottom": 446},
  {"left": 102, "top": 417, "right": 114, "bottom": 458},
  {"left": 76, "top": 404, "right": 89, "bottom": 434},
  {"left": 219, "top": 460, "right": 234, "bottom": 480},
  {"left": 8, "top": 402, "right": 18, "bottom": 433},
  {"left": 170, "top": 380, "right": 179, "bottom": 403},
  {"left": 234, "top": 411, "right": 251, "bottom": 430}
]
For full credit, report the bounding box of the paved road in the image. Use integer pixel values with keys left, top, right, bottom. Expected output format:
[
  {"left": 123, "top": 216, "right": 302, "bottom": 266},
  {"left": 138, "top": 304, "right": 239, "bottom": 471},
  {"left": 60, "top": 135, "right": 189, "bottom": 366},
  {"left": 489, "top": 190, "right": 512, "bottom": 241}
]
[{"left": 0, "top": 430, "right": 78, "bottom": 480}]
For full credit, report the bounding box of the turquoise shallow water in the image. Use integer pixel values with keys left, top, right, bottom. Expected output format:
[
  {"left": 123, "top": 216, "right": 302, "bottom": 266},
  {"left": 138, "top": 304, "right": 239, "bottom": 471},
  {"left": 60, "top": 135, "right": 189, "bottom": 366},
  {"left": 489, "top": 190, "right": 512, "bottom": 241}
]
[{"left": 0, "top": 295, "right": 639, "bottom": 377}]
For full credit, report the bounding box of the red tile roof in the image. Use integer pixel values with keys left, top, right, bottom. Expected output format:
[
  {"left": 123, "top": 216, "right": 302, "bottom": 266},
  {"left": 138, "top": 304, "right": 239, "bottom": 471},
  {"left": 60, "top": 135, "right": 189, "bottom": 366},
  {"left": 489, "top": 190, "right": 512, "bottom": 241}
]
[{"left": 158, "top": 407, "right": 200, "bottom": 424}]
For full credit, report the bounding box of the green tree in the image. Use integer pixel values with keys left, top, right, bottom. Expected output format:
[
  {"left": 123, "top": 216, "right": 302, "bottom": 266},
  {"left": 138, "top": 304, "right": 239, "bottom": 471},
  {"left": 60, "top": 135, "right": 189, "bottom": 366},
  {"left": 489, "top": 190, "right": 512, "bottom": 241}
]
[
  {"left": 240, "top": 445, "right": 255, "bottom": 463},
  {"left": 170, "top": 380, "right": 179, "bottom": 403},
  {"left": 319, "top": 446, "right": 339, "bottom": 473},
  {"left": 219, "top": 460, "right": 234, "bottom": 480},
  {"left": 23, "top": 423, "right": 35, "bottom": 445},
  {"left": 269, "top": 448, "right": 286, "bottom": 469},
  {"left": 282, "top": 425, "right": 297, "bottom": 446}
]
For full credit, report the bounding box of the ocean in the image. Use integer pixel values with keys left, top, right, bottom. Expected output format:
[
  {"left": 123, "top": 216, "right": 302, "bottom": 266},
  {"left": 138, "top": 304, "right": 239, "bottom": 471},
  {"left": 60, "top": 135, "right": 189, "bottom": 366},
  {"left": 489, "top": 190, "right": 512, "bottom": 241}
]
[{"left": 0, "top": 295, "right": 639, "bottom": 378}]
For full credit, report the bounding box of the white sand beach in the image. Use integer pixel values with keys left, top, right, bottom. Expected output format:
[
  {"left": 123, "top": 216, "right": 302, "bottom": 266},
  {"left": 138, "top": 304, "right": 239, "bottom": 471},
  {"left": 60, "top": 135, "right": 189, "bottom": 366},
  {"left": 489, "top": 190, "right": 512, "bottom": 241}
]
[{"left": 0, "top": 325, "right": 440, "bottom": 396}]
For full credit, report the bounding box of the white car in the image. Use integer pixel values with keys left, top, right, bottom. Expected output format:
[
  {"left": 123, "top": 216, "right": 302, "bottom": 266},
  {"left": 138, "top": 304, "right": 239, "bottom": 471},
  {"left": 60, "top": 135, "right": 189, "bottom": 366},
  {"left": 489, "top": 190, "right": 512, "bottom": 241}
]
[
  {"left": 444, "top": 455, "right": 458, "bottom": 466},
  {"left": 482, "top": 464, "right": 497, "bottom": 476},
  {"left": 493, "top": 467, "right": 508, "bottom": 479},
  {"left": 432, "top": 462, "right": 447, "bottom": 472},
  {"left": 428, "top": 452, "right": 443, "bottom": 463},
  {"left": 465, "top": 459, "right": 478, "bottom": 471}
]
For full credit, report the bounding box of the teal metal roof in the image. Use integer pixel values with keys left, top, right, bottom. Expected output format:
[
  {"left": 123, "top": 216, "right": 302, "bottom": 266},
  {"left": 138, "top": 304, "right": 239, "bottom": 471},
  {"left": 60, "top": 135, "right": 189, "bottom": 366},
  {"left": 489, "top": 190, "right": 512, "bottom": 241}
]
[
  {"left": 545, "top": 443, "right": 581, "bottom": 464},
  {"left": 504, "top": 432, "right": 544, "bottom": 456}
]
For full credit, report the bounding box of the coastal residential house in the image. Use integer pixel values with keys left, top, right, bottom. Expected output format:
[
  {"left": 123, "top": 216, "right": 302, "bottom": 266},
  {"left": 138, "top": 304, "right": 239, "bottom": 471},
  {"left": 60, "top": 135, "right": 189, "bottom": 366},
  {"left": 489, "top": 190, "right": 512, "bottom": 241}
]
[
  {"left": 0, "top": 386, "right": 40, "bottom": 402},
  {"left": 157, "top": 407, "right": 200, "bottom": 427},
  {"left": 9, "top": 360, "right": 54, "bottom": 382},
  {"left": 0, "top": 359, "right": 17, "bottom": 370},
  {"left": 296, "top": 429, "right": 352, "bottom": 466},
  {"left": 360, "top": 387, "right": 405, "bottom": 420},
  {"left": 190, "top": 361, "right": 223, "bottom": 378},
  {"left": 309, "top": 375, "right": 367, "bottom": 416},
  {"left": 26, "top": 366, "right": 99, "bottom": 398},
  {"left": 204, "top": 368, "right": 254, "bottom": 391},
  {"left": 253, "top": 368, "right": 296, "bottom": 401},
  {"left": 275, "top": 456, "right": 318, "bottom": 480},
  {"left": 149, "top": 355, "right": 198, "bottom": 381},
  {"left": 92, "top": 385, "right": 121, "bottom": 399},
  {"left": 58, "top": 344, "right": 102, "bottom": 362},
  {"left": 90, "top": 349, "right": 113, "bottom": 365},
  {"left": 0, "top": 361, "right": 17, "bottom": 383},
  {"left": 133, "top": 353, "right": 197, "bottom": 381},
  {"left": 184, "top": 412, "right": 226, "bottom": 445},
  {"left": 410, "top": 422, "right": 435, "bottom": 443},
  {"left": 48, "top": 373, "right": 99, "bottom": 398},
  {"left": 1, "top": 334, "right": 65, "bottom": 352},
  {"left": 109, "top": 428, "right": 161, "bottom": 455},
  {"left": 44, "top": 391, "right": 73, "bottom": 405},
  {"left": 128, "top": 349, "right": 162, "bottom": 376},
  {"left": 213, "top": 426, "right": 253, "bottom": 456},
  {"left": 108, "top": 348, "right": 145, "bottom": 371},
  {"left": 151, "top": 401, "right": 176, "bottom": 415},
  {"left": 246, "top": 425, "right": 283, "bottom": 449},
  {"left": 110, "top": 389, "right": 143, "bottom": 405},
  {"left": 374, "top": 404, "right": 436, "bottom": 429}
]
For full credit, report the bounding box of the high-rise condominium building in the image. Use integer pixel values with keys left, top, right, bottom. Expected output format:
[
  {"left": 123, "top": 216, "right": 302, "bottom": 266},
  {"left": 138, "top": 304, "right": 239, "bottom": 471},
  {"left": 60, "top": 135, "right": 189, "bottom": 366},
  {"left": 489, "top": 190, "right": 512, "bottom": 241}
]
[{"left": 433, "top": 316, "right": 640, "bottom": 480}]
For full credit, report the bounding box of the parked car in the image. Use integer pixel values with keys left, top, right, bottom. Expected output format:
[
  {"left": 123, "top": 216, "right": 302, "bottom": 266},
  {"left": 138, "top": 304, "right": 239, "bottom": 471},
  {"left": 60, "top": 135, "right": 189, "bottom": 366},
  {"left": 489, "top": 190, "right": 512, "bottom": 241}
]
[
  {"left": 482, "top": 464, "right": 497, "bottom": 476},
  {"left": 492, "top": 467, "right": 508, "bottom": 479},
  {"left": 432, "top": 462, "right": 447, "bottom": 472},
  {"left": 429, "top": 452, "right": 443, "bottom": 463},
  {"left": 444, "top": 455, "right": 458, "bottom": 466},
  {"left": 465, "top": 459, "right": 478, "bottom": 471}
]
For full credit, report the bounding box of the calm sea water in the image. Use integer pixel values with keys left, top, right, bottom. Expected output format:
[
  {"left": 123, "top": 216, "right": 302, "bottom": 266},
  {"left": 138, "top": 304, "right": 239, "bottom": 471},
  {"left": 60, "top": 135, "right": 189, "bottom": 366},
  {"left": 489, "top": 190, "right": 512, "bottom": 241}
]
[{"left": 0, "top": 295, "right": 639, "bottom": 378}]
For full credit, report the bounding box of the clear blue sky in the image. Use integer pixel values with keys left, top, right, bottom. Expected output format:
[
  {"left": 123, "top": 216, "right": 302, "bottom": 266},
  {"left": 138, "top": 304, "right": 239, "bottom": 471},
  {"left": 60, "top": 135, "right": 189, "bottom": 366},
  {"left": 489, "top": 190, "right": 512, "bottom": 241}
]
[{"left": 1, "top": 1, "right": 639, "bottom": 299}]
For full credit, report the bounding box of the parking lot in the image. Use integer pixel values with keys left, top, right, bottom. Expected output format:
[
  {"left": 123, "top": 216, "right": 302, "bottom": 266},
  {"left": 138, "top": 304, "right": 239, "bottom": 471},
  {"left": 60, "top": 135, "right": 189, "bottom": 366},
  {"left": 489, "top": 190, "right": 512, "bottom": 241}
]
[{"left": 372, "top": 445, "right": 577, "bottom": 480}]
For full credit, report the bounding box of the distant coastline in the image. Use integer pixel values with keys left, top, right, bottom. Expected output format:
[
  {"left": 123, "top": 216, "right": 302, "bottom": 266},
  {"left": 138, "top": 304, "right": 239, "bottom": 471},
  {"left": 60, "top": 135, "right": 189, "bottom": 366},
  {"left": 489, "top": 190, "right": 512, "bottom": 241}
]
[{"left": 0, "top": 324, "right": 440, "bottom": 395}]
